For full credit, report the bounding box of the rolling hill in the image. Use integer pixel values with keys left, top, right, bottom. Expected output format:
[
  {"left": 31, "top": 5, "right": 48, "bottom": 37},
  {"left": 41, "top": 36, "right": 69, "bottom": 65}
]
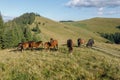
[
  {"left": 0, "top": 13, "right": 120, "bottom": 80},
  {"left": 63, "top": 17, "right": 120, "bottom": 33}
]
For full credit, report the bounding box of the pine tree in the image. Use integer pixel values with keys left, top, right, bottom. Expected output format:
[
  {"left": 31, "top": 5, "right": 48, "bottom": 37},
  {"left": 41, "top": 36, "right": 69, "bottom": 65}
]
[
  {"left": 23, "top": 26, "right": 33, "bottom": 41},
  {"left": 0, "top": 12, "right": 3, "bottom": 27},
  {"left": 0, "top": 12, "right": 4, "bottom": 48}
]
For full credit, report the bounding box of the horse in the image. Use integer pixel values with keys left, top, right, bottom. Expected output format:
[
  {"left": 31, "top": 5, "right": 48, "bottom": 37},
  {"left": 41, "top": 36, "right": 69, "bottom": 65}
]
[
  {"left": 77, "top": 38, "right": 85, "bottom": 47},
  {"left": 44, "top": 42, "right": 51, "bottom": 51},
  {"left": 17, "top": 41, "right": 32, "bottom": 52},
  {"left": 86, "top": 39, "right": 94, "bottom": 47},
  {"left": 67, "top": 39, "right": 73, "bottom": 54},
  {"left": 44, "top": 40, "right": 58, "bottom": 51},
  {"left": 50, "top": 40, "right": 58, "bottom": 50},
  {"left": 29, "top": 41, "right": 43, "bottom": 50}
]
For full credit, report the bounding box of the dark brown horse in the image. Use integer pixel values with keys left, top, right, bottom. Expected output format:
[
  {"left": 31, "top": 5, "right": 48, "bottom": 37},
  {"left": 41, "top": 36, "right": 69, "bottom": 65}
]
[
  {"left": 67, "top": 39, "right": 73, "bottom": 54},
  {"left": 86, "top": 39, "right": 94, "bottom": 47}
]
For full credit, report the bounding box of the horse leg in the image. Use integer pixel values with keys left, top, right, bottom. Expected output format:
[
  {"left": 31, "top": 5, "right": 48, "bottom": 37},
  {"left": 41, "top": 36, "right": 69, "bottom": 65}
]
[
  {"left": 54, "top": 44, "right": 58, "bottom": 51},
  {"left": 56, "top": 44, "right": 58, "bottom": 50},
  {"left": 20, "top": 46, "right": 23, "bottom": 52},
  {"left": 69, "top": 47, "right": 73, "bottom": 54},
  {"left": 30, "top": 46, "right": 34, "bottom": 51},
  {"left": 78, "top": 43, "right": 80, "bottom": 47}
]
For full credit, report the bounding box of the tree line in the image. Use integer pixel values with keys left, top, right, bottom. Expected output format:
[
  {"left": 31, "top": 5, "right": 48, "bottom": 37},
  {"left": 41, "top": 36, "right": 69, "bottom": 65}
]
[
  {"left": 0, "top": 12, "right": 41, "bottom": 49},
  {"left": 100, "top": 32, "right": 120, "bottom": 44}
]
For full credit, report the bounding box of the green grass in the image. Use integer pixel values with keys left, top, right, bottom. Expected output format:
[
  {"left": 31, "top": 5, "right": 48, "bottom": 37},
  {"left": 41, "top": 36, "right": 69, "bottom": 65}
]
[{"left": 0, "top": 45, "right": 120, "bottom": 80}]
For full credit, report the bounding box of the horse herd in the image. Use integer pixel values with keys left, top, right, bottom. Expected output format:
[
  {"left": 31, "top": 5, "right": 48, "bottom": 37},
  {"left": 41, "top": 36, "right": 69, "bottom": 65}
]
[
  {"left": 67, "top": 38, "right": 94, "bottom": 54},
  {"left": 17, "top": 38, "right": 94, "bottom": 53},
  {"left": 17, "top": 38, "right": 58, "bottom": 52}
]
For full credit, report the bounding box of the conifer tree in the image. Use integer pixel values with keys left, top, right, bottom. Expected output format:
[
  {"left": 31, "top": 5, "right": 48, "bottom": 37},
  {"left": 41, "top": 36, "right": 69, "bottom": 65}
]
[
  {"left": 23, "top": 26, "right": 33, "bottom": 41},
  {"left": 0, "top": 12, "right": 4, "bottom": 48}
]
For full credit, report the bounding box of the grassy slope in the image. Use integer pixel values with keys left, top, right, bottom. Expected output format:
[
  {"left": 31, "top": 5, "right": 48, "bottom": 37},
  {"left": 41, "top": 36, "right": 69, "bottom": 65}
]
[
  {"left": 0, "top": 16, "right": 120, "bottom": 79},
  {"left": 0, "top": 47, "right": 120, "bottom": 80},
  {"left": 64, "top": 17, "right": 120, "bottom": 33},
  {"left": 31, "top": 16, "right": 106, "bottom": 44}
]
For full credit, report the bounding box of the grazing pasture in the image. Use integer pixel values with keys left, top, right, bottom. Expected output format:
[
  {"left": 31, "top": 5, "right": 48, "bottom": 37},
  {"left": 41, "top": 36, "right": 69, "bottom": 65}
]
[
  {"left": 0, "top": 14, "right": 120, "bottom": 80},
  {"left": 0, "top": 43, "right": 120, "bottom": 80}
]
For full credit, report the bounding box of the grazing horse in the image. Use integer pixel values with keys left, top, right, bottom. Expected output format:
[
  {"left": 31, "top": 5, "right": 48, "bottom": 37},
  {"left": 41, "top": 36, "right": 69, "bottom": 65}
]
[
  {"left": 50, "top": 40, "right": 58, "bottom": 50},
  {"left": 44, "top": 42, "right": 51, "bottom": 51},
  {"left": 17, "top": 41, "right": 31, "bottom": 51},
  {"left": 29, "top": 41, "right": 43, "bottom": 50},
  {"left": 67, "top": 39, "right": 73, "bottom": 54},
  {"left": 44, "top": 40, "right": 58, "bottom": 51},
  {"left": 86, "top": 39, "right": 94, "bottom": 47},
  {"left": 77, "top": 38, "right": 85, "bottom": 47}
]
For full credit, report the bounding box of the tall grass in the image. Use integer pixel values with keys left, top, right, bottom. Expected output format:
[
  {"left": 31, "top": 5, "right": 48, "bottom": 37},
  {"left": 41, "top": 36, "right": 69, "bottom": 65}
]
[{"left": 0, "top": 47, "right": 120, "bottom": 80}]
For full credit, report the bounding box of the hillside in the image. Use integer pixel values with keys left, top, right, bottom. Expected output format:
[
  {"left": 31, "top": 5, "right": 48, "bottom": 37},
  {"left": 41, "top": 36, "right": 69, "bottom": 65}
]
[
  {"left": 30, "top": 16, "right": 106, "bottom": 44},
  {"left": 1, "top": 13, "right": 106, "bottom": 48},
  {"left": 0, "top": 13, "right": 120, "bottom": 80},
  {"left": 63, "top": 17, "right": 120, "bottom": 33}
]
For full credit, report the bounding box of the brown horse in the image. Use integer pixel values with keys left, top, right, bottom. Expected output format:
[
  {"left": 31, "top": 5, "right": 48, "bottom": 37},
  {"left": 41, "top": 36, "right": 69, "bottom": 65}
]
[
  {"left": 50, "top": 40, "right": 58, "bottom": 50},
  {"left": 67, "top": 39, "right": 73, "bottom": 54},
  {"left": 44, "top": 40, "right": 58, "bottom": 51},
  {"left": 29, "top": 41, "right": 43, "bottom": 50},
  {"left": 17, "top": 41, "right": 43, "bottom": 51},
  {"left": 17, "top": 41, "right": 32, "bottom": 51},
  {"left": 77, "top": 38, "right": 85, "bottom": 47},
  {"left": 44, "top": 42, "right": 51, "bottom": 51}
]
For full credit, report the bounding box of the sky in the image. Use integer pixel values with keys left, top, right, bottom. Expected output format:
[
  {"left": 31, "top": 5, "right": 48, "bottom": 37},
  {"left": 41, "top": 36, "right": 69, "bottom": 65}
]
[{"left": 0, "top": 0, "right": 120, "bottom": 21}]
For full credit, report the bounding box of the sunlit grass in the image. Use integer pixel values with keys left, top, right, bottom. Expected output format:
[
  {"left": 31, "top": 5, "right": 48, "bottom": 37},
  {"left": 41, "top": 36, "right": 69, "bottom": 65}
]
[{"left": 0, "top": 46, "right": 120, "bottom": 80}]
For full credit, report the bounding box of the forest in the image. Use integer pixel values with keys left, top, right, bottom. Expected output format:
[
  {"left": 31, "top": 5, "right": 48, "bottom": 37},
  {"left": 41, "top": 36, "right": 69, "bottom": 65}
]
[{"left": 0, "top": 12, "right": 41, "bottom": 49}]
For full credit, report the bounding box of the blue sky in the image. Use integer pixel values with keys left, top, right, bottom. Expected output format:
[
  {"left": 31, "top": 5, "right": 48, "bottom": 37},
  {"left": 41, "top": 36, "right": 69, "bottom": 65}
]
[{"left": 0, "top": 0, "right": 120, "bottom": 21}]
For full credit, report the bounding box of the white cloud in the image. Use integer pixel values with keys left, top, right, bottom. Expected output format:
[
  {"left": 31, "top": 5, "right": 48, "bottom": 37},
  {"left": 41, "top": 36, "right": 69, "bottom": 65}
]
[
  {"left": 99, "top": 7, "right": 103, "bottom": 11},
  {"left": 66, "top": 0, "right": 120, "bottom": 8},
  {"left": 66, "top": 0, "right": 120, "bottom": 16},
  {"left": 98, "top": 7, "right": 104, "bottom": 15}
]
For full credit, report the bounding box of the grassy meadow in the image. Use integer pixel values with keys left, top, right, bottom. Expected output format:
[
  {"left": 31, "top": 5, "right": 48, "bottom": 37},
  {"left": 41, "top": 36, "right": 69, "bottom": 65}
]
[
  {"left": 0, "top": 44, "right": 120, "bottom": 80},
  {"left": 0, "top": 15, "right": 120, "bottom": 80}
]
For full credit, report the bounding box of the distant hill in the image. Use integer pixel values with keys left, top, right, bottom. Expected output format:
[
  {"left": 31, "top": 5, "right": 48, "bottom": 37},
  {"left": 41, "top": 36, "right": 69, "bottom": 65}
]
[
  {"left": 59, "top": 20, "right": 74, "bottom": 22},
  {"left": 63, "top": 17, "right": 120, "bottom": 33}
]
